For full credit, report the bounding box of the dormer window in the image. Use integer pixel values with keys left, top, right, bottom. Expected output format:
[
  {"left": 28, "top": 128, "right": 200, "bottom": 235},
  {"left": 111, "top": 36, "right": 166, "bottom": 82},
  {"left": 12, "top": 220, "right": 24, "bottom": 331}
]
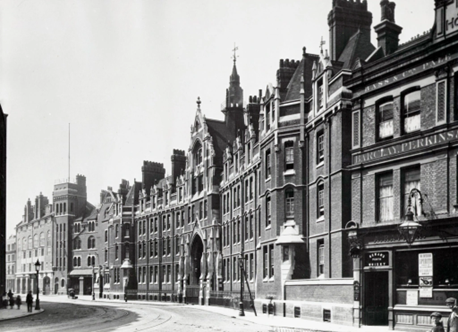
[
  {"left": 266, "top": 103, "right": 271, "bottom": 130},
  {"left": 317, "top": 78, "right": 324, "bottom": 109}
]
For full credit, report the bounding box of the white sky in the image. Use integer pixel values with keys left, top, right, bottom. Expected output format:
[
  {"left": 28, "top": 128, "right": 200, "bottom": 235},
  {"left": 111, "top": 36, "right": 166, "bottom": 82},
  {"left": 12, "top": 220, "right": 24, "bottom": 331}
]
[{"left": 1, "top": 0, "right": 434, "bottom": 236}]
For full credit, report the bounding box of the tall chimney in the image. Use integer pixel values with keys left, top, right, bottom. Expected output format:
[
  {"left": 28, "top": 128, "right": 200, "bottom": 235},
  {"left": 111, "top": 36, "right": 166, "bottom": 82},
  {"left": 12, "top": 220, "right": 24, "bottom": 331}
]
[
  {"left": 328, "top": 0, "right": 373, "bottom": 61},
  {"left": 171, "top": 150, "right": 186, "bottom": 188},
  {"left": 374, "top": 0, "right": 402, "bottom": 56}
]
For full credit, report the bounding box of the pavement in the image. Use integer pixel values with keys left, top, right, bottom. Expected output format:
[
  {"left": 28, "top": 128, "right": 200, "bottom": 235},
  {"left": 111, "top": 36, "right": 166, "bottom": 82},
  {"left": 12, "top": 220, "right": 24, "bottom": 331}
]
[
  {"left": 0, "top": 294, "right": 408, "bottom": 332},
  {"left": 0, "top": 303, "right": 44, "bottom": 321}
]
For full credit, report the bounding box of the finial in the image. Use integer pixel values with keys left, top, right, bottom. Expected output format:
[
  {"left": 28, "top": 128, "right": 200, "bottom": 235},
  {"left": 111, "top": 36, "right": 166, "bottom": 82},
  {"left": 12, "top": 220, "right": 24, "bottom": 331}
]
[
  {"left": 320, "top": 37, "right": 326, "bottom": 54},
  {"left": 302, "top": 47, "right": 306, "bottom": 57},
  {"left": 197, "top": 97, "right": 201, "bottom": 109},
  {"left": 232, "top": 43, "right": 239, "bottom": 64}
]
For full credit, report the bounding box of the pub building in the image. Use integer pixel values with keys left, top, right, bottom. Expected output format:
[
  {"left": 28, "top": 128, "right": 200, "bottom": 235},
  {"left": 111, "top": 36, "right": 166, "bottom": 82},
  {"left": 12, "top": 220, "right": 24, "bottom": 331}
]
[{"left": 348, "top": 0, "right": 458, "bottom": 330}]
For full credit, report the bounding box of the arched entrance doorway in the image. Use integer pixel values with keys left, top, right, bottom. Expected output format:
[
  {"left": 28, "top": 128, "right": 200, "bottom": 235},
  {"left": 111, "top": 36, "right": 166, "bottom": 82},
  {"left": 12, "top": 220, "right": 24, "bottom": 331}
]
[
  {"left": 190, "top": 235, "right": 203, "bottom": 285},
  {"left": 186, "top": 235, "right": 204, "bottom": 305}
]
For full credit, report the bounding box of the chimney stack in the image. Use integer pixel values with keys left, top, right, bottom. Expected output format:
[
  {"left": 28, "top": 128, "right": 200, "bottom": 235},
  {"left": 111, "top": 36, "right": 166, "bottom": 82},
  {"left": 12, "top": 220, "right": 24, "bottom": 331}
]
[
  {"left": 374, "top": 0, "right": 402, "bottom": 56},
  {"left": 171, "top": 149, "right": 186, "bottom": 188},
  {"left": 328, "top": 0, "right": 373, "bottom": 61}
]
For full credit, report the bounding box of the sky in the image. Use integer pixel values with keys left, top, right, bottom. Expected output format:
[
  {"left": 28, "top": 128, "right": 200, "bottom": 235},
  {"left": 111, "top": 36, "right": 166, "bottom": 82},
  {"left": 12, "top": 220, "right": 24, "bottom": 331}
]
[{"left": 0, "top": 0, "right": 435, "bottom": 236}]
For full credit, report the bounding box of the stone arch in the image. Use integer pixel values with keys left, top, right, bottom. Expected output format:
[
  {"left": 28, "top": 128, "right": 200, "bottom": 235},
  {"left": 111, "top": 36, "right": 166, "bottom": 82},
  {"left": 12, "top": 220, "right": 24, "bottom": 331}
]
[{"left": 190, "top": 234, "right": 204, "bottom": 285}]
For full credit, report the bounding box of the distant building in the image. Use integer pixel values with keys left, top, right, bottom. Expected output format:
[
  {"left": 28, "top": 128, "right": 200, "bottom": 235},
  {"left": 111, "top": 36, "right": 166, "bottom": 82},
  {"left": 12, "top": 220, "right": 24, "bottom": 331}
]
[
  {"left": 6, "top": 234, "right": 16, "bottom": 293},
  {"left": 15, "top": 194, "right": 54, "bottom": 295}
]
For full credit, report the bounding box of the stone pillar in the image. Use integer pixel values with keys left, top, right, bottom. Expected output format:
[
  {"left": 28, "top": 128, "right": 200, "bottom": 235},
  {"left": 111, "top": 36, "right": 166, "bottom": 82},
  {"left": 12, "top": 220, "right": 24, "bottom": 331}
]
[
  {"left": 79, "top": 277, "right": 84, "bottom": 295},
  {"left": 199, "top": 251, "right": 207, "bottom": 305}
]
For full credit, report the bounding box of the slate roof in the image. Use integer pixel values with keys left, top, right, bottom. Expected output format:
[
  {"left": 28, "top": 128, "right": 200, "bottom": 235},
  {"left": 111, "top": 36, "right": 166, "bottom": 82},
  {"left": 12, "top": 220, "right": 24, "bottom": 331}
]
[
  {"left": 205, "top": 118, "right": 235, "bottom": 165},
  {"left": 125, "top": 181, "right": 141, "bottom": 206},
  {"left": 338, "top": 30, "right": 375, "bottom": 69},
  {"left": 284, "top": 53, "right": 319, "bottom": 102}
]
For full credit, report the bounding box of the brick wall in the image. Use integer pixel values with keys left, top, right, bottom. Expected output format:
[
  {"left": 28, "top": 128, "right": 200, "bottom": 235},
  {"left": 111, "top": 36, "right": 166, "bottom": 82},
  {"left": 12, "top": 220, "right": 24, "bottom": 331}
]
[
  {"left": 421, "top": 83, "right": 436, "bottom": 131},
  {"left": 362, "top": 105, "right": 375, "bottom": 147}
]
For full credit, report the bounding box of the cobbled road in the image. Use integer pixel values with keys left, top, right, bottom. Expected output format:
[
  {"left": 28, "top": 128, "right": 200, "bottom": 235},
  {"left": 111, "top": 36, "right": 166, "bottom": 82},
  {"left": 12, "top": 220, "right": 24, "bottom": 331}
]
[{"left": 0, "top": 299, "right": 271, "bottom": 332}]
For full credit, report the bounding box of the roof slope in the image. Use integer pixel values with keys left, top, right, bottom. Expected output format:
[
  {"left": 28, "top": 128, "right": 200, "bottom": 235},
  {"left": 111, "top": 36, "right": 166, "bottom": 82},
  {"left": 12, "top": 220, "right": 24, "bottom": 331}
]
[{"left": 338, "top": 30, "right": 375, "bottom": 69}]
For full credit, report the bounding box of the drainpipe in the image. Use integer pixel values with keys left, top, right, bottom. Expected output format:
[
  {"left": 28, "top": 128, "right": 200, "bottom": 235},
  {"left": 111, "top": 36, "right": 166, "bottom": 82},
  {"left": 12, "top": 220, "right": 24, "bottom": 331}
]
[{"left": 327, "top": 116, "right": 332, "bottom": 278}]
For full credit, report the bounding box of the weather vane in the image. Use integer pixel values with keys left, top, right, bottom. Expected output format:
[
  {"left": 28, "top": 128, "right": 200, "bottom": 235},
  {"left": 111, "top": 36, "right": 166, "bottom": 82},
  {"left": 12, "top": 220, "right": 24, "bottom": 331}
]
[{"left": 232, "top": 43, "right": 239, "bottom": 64}]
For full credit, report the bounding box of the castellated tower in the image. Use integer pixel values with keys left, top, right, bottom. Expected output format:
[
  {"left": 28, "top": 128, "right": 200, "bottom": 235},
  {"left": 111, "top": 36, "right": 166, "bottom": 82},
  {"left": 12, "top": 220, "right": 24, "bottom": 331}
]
[{"left": 141, "top": 161, "right": 165, "bottom": 192}]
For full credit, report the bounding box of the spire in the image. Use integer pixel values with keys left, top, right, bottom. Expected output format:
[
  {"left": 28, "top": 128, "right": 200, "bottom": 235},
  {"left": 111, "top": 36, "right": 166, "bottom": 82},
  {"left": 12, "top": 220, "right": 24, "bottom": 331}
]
[
  {"left": 230, "top": 43, "right": 240, "bottom": 85},
  {"left": 223, "top": 44, "right": 244, "bottom": 136}
]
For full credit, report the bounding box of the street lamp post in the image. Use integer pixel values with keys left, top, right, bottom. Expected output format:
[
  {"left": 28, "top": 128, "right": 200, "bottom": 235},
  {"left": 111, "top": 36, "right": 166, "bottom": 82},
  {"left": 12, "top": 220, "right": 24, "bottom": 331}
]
[
  {"left": 34, "top": 259, "right": 41, "bottom": 310},
  {"left": 239, "top": 255, "right": 245, "bottom": 317},
  {"left": 92, "top": 264, "right": 95, "bottom": 300}
]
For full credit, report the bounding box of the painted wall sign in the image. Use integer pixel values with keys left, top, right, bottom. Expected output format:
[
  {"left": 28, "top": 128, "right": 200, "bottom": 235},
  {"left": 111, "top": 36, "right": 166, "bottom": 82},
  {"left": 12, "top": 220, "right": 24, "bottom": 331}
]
[
  {"left": 419, "top": 253, "right": 433, "bottom": 277},
  {"left": 445, "top": 0, "right": 458, "bottom": 36},
  {"left": 365, "top": 252, "right": 389, "bottom": 267},
  {"left": 353, "top": 128, "right": 458, "bottom": 164},
  {"left": 362, "top": 54, "right": 453, "bottom": 94}
]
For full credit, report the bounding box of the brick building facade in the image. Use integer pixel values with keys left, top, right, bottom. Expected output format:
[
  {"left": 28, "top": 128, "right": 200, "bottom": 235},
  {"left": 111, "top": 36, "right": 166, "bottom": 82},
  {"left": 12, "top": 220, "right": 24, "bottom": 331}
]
[
  {"left": 8, "top": 1, "right": 458, "bottom": 330},
  {"left": 347, "top": 0, "right": 458, "bottom": 330}
]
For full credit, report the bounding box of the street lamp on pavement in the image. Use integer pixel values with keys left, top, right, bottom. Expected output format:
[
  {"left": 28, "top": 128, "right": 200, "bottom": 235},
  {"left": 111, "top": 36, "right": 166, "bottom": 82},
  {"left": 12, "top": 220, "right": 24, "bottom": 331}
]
[{"left": 34, "top": 259, "right": 41, "bottom": 310}]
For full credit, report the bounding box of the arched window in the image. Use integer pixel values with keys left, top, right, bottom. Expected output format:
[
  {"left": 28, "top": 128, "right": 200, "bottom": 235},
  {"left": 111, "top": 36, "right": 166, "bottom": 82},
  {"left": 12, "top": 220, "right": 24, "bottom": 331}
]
[
  {"left": 87, "top": 256, "right": 91, "bottom": 267},
  {"left": 87, "top": 236, "right": 95, "bottom": 249},
  {"left": 317, "top": 181, "right": 325, "bottom": 218},
  {"left": 73, "top": 257, "right": 77, "bottom": 267},
  {"left": 33, "top": 234, "right": 38, "bottom": 248},
  {"left": 74, "top": 238, "right": 81, "bottom": 250},
  {"left": 39, "top": 232, "right": 45, "bottom": 247},
  {"left": 61, "top": 279, "right": 65, "bottom": 287},
  {"left": 47, "top": 231, "right": 51, "bottom": 247},
  {"left": 266, "top": 194, "right": 271, "bottom": 227},
  {"left": 28, "top": 236, "right": 32, "bottom": 250},
  {"left": 23, "top": 238, "right": 27, "bottom": 251},
  {"left": 193, "top": 142, "right": 203, "bottom": 167},
  {"left": 78, "top": 257, "right": 81, "bottom": 267},
  {"left": 285, "top": 189, "right": 295, "bottom": 218}
]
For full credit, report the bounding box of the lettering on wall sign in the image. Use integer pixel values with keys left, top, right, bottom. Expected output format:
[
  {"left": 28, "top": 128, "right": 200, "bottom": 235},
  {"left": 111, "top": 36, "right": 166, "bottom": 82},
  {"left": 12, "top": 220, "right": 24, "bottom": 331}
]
[
  {"left": 360, "top": 54, "right": 454, "bottom": 95},
  {"left": 365, "top": 252, "right": 389, "bottom": 267},
  {"left": 446, "top": 0, "right": 458, "bottom": 36},
  {"left": 353, "top": 129, "right": 458, "bottom": 164}
]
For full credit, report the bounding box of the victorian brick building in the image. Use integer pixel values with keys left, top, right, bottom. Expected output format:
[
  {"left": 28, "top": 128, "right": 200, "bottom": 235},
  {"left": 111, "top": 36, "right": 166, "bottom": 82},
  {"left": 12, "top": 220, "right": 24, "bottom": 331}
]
[
  {"left": 347, "top": 0, "right": 458, "bottom": 330},
  {"left": 9, "top": 1, "right": 458, "bottom": 331}
]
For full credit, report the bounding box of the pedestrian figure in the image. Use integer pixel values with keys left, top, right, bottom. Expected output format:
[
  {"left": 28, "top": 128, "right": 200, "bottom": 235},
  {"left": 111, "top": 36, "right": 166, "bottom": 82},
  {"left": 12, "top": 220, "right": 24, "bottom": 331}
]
[
  {"left": 430, "top": 312, "right": 445, "bottom": 332},
  {"left": 446, "top": 297, "right": 458, "bottom": 332},
  {"left": 8, "top": 290, "right": 14, "bottom": 309},
  {"left": 26, "top": 291, "right": 33, "bottom": 312},
  {"left": 16, "top": 295, "right": 22, "bottom": 310}
]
